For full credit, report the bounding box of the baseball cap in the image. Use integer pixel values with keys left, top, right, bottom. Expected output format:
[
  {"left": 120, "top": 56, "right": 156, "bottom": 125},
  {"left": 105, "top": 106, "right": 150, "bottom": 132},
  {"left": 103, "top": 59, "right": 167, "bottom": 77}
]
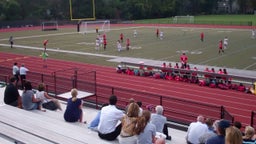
[{"left": 218, "top": 119, "right": 230, "bottom": 129}]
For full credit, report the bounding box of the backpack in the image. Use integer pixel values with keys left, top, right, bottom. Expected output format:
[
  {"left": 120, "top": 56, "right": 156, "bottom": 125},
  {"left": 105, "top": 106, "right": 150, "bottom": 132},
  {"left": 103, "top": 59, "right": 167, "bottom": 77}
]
[{"left": 42, "top": 101, "right": 58, "bottom": 111}]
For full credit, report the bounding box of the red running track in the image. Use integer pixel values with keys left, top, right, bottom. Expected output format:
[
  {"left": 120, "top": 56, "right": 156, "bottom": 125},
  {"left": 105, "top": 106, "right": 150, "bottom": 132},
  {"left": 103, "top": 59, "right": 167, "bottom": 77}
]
[{"left": 1, "top": 52, "right": 256, "bottom": 126}]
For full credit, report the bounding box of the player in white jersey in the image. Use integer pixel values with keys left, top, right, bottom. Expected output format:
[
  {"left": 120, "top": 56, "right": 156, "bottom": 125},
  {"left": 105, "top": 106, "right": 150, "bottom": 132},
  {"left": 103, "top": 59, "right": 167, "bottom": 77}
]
[
  {"left": 160, "top": 31, "right": 164, "bottom": 40},
  {"left": 133, "top": 29, "right": 137, "bottom": 38},
  {"left": 223, "top": 36, "right": 228, "bottom": 49},
  {"left": 95, "top": 38, "right": 100, "bottom": 50}
]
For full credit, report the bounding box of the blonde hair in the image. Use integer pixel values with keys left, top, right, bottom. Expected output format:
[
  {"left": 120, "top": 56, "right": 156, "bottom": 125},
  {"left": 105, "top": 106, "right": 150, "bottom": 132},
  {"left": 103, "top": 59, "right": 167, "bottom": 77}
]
[
  {"left": 244, "top": 126, "right": 255, "bottom": 139},
  {"left": 225, "top": 126, "right": 242, "bottom": 144},
  {"left": 71, "top": 88, "right": 78, "bottom": 102},
  {"left": 127, "top": 102, "right": 139, "bottom": 117}
]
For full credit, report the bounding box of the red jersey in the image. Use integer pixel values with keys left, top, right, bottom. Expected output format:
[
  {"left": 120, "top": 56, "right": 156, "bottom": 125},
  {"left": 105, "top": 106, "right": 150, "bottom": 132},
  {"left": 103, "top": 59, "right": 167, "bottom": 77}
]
[
  {"left": 126, "top": 39, "right": 130, "bottom": 46},
  {"left": 103, "top": 34, "right": 106, "bottom": 40},
  {"left": 103, "top": 39, "right": 107, "bottom": 45},
  {"left": 43, "top": 40, "right": 48, "bottom": 46},
  {"left": 219, "top": 40, "right": 223, "bottom": 49},
  {"left": 180, "top": 54, "right": 188, "bottom": 64},
  {"left": 120, "top": 33, "right": 123, "bottom": 39}
]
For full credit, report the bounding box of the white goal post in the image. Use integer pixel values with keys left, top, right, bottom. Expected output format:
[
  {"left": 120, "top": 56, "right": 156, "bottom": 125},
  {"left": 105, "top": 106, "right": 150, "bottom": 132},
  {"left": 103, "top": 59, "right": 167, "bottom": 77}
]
[
  {"left": 41, "top": 21, "right": 58, "bottom": 31},
  {"left": 173, "top": 16, "right": 194, "bottom": 24},
  {"left": 78, "top": 20, "right": 110, "bottom": 34}
]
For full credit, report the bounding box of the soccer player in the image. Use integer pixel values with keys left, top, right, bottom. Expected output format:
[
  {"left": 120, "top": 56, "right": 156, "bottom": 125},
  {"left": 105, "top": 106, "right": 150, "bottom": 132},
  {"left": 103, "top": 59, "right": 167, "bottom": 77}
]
[
  {"left": 218, "top": 40, "right": 224, "bottom": 54},
  {"left": 43, "top": 39, "right": 48, "bottom": 52},
  {"left": 133, "top": 30, "right": 137, "bottom": 38},
  {"left": 120, "top": 33, "right": 124, "bottom": 43},
  {"left": 156, "top": 28, "right": 159, "bottom": 38},
  {"left": 9, "top": 36, "right": 14, "bottom": 48},
  {"left": 126, "top": 38, "right": 130, "bottom": 50},
  {"left": 117, "top": 40, "right": 122, "bottom": 52},
  {"left": 223, "top": 36, "right": 228, "bottom": 49},
  {"left": 200, "top": 32, "right": 204, "bottom": 42},
  {"left": 160, "top": 31, "right": 164, "bottom": 40},
  {"left": 252, "top": 29, "right": 255, "bottom": 39},
  {"left": 103, "top": 38, "right": 107, "bottom": 50},
  {"left": 96, "top": 27, "right": 99, "bottom": 33},
  {"left": 95, "top": 38, "right": 100, "bottom": 50}
]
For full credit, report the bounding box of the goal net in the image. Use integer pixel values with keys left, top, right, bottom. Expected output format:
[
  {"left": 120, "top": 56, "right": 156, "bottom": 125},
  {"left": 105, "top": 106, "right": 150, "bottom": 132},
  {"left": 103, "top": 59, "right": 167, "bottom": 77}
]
[
  {"left": 173, "top": 16, "right": 194, "bottom": 24},
  {"left": 79, "top": 20, "right": 110, "bottom": 34},
  {"left": 41, "top": 21, "right": 58, "bottom": 31}
]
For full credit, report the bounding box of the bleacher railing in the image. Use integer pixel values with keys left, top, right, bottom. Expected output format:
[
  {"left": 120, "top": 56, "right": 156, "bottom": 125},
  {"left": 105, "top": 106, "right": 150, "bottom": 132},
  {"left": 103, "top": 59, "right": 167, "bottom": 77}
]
[
  {"left": 251, "top": 111, "right": 256, "bottom": 129},
  {"left": 0, "top": 65, "right": 234, "bottom": 126}
]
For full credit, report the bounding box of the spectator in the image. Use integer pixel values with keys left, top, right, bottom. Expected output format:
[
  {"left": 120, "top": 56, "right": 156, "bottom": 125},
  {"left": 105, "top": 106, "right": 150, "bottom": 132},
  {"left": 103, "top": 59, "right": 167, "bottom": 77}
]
[
  {"left": 12, "top": 62, "right": 19, "bottom": 87},
  {"left": 125, "top": 98, "right": 135, "bottom": 113},
  {"left": 22, "top": 81, "right": 43, "bottom": 111},
  {"left": 137, "top": 110, "right": 165, "bottom": 144},
  {"left": 186, "top": 115, "right": 208, "bottom": 144},
  {"left": 4, "top": 77, "right": 22, "bottom": 108},
  {"left": 225, "top": 126, "right": 242, "bottom": 144},
  {"left": 98, "top": 95, "right": 124, "bottom": 141},
  {"left": 136, "top": 101, "right": 143, "bottom": 116},
  {"left": 20, "top": 64, "right": 29, "bottom": 89},
  {"left": 150, "top": 105, "right": 171, "bottom": 140},
  {"left": 243, "top": 126, "right": 256, "bottom": 144},
  {"left": 234, "top": 121, "right": 245, "bottom": 136},
  {"left": 199, "top": 118, "right": 217, "bottom": 144},
  {"left": 206, "top": 119, "right": 231, "bottom": 144},
  {"left": 35, "top": 83, "right": 62, "bottom": 111},
  {"left": 119, "top": 102, "right": 140, "bottom": 144},
  {"left": 88, "top": 103, "right": 108, "bottom": 131},
  {"left": 64, "top": 88, "right": 83, "bottom": 123}
]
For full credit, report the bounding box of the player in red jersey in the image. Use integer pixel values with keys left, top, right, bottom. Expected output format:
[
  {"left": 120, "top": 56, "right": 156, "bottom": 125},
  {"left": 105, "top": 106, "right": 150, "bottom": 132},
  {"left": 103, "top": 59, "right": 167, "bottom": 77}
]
[
  {"left": 120, "top": 33, "right": 124, "bottom": 43},
  {"left": 200, "top": 32, "right": 204, "bottom": 42},
  {"left": 180, "top": 53, "right": 188, "bottom": 68},
  {"left": 126, "top": 38, "right": 130, "bottom": 50},
  {"left": 218, "top": 40, "right": 224, "bottom": 54},
  {"left": 156, "top": 28, "right": 159, "bottom": 38},
  {"left": 103, "top": 38, "right": 107, "bottom": 50}
]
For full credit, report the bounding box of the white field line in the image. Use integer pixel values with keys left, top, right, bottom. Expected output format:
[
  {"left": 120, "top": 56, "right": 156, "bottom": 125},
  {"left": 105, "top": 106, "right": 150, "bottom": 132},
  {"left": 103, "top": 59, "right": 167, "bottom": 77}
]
[{"left": 0, "top": 44, "right": 118, "bottom": 59}]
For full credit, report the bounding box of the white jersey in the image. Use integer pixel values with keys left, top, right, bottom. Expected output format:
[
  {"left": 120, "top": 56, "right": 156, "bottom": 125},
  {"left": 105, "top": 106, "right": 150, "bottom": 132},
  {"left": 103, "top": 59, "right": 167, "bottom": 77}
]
[
  {"left": 224, "top": 38, "right": 228, "bottom": 45},
  {"left": 133, "top": 30, "right": 137, "bottom": 37}
]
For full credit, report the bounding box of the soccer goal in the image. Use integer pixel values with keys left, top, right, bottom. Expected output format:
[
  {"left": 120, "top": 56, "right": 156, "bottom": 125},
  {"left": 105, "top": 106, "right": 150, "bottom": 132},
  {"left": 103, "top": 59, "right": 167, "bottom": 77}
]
[
  {"left": 173, "top": 16, "right": 194, "bottom": 24},
  {"left": 78, "top": 20, "right": 110, "bottom": 34},
  {"left": 41, "top": 21, "right": 58, "bottom": 31}
]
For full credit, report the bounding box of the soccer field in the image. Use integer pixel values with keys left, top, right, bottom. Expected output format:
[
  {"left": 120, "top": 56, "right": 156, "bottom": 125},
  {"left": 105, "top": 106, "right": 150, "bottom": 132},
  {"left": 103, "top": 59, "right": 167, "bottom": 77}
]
[{"left": 0, "top": 25, "right": 256, "bottom": 70}]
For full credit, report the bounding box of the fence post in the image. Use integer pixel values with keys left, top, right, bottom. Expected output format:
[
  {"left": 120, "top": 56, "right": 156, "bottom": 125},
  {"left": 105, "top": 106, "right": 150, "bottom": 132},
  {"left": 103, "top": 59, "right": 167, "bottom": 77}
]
[
  {"left": 112, "top": 87, "right": 114, "bottom": 95},
  {"left": 41, "top": 73, "right": 44, "bottom": 83},
  {"left": 160, "top": 96, "right": 163, "bottom": 105},
  {"left": 251, "top": 111, "right": 255, "bottom": 127},
  {"left": 220, "top": 106, "right": 224, "bottom": 119},
  {"left": 53, "top": 72, "right": 57, "bottom": 96}
]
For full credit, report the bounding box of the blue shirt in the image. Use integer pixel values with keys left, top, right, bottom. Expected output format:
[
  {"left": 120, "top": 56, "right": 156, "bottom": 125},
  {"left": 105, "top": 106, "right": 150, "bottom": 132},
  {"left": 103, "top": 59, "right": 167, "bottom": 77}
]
[
  {"left": 64, "top": 98, "right": 82, "bottom": 122},
  {"left": 206, "top": 135, "right": 225, "bottom": 144}
]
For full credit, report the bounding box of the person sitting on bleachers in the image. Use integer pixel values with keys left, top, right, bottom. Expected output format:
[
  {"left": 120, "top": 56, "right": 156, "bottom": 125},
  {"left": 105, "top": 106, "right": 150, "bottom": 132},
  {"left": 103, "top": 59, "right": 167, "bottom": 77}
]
[
  {"left": 250, "top": 82, "right": 256, "bottom": 95},
  {"left": 64, "top": 88, "right": 83, "bottom": 123},
  {"left": 136, "top": 101, "right": 143, "bottom": 116},
  {"left": 150, "top": 105, "right": 171, "bottom": 140},
  {"left": 118, "top": 102, "right": 140, "bottom": 144},
  {"left": 206, "top": 119, "right": 231, "bottom": 144},
  {"left": 98, "top": 95, "right": 124, "bottom": 141},
  {"left": 137, "top": 110, "right": 165, "bottom": 144},
  {"left": 88, "top": 103, "right": 108, "bottom": 131},
  {"left": 22, "top": 81, "right": 43, "bottom": 111},
  {"left": 191, "top": 67, "right": 199, "bottom": 83},
  {"left": 36, "top": 83, "right": 62, "bottom": 111},
  {"left": 4, "top": 77, "right": 22, "bottom": 108},
  {"left": 199, "top": 118, "right": 217, "bottom": 144},
  {"left": 186, "top": 115, "right": 208, "bottom": 144},
  {"left": 242, "top": 126, "right": 256, "bottom": 143}
]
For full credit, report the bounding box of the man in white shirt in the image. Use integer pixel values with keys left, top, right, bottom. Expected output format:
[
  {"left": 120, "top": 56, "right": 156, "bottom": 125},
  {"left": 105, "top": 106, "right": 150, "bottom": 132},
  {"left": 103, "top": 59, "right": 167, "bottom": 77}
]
[
  {"left": 98, "top": 95, "right": 124, "bottom": 141},
  {"left": 19, "top": 64, "right": 29, "bottom": 89},
  {"left": 186, "top": 115, "right": 208, "bottom": 144}
]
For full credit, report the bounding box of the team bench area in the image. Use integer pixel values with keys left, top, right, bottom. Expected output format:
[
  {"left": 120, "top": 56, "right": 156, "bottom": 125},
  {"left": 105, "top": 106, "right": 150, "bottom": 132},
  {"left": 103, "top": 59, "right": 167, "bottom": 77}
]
[{"left": 118, "top": 61, "right": 256, "bottom": 94}]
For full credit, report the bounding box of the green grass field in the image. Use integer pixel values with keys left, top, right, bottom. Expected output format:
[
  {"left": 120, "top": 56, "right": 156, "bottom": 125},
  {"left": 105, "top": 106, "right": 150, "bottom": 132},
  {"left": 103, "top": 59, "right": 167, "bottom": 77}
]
[
  {"left": 0, "top": 24, "right": 256, "bottom": 70},
  {"left": 135, "top": 15, "right": 256, "bottom": 25}
]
